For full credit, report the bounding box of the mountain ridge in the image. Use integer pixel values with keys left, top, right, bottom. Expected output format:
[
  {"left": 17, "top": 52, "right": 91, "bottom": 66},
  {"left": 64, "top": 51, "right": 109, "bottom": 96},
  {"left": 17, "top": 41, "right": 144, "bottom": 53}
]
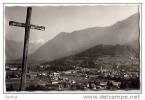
[
  {"left": 6, "top": 13, "right": 140, "bottom": 63},
  {"left": 29, "top": 13, "right": 139, "bottom": 63}
]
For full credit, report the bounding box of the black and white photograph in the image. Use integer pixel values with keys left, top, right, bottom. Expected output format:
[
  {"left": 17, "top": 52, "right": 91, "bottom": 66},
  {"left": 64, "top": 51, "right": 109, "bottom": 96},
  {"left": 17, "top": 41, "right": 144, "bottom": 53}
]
[{"left": 4, "top": 4, "right": 141, "bottom": 93}]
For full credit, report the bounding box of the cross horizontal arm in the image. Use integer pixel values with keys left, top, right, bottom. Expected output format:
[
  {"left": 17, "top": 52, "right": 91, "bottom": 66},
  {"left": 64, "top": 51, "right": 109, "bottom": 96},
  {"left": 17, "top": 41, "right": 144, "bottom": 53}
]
[{"left": 9, "top": 21, "right": 45, "bottom": 31}]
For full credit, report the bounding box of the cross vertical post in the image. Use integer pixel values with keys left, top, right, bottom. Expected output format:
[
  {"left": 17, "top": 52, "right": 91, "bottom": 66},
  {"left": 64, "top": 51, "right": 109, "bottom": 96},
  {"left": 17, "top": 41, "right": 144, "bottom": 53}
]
[
  {"left": 9, "top": 7, "right": 45, "bottom": 91},
  {"left": 20, "top": 7, "right": 32, "bottom": 91}
]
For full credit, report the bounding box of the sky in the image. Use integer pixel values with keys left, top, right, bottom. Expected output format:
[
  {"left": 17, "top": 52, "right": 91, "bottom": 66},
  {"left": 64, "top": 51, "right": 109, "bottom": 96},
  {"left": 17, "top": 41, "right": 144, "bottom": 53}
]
[{"left": 5, "top": 5, "right": 139, "bottom": 44}]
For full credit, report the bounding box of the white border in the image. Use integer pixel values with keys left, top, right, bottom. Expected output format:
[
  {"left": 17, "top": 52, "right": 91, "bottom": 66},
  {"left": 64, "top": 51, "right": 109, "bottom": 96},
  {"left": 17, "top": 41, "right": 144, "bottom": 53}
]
[
  {"left": 1, "top": 2, "right": 145, "bottom": 100},
  {"left": 3, "top": 3, "right": 142, "bottom": 94}
]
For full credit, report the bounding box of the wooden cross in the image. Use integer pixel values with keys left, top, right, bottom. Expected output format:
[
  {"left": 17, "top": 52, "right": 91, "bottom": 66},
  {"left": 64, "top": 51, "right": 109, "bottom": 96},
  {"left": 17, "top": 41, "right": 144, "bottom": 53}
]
[{"left": 9, "top": 7, "right": 45, "bottom": 91}]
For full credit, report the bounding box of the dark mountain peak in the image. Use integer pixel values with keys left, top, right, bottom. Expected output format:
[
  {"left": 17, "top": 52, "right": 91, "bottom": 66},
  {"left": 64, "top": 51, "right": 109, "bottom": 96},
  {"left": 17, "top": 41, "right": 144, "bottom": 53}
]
[{"left": 44, "top": 44, "right": 139, "bottom": 67}]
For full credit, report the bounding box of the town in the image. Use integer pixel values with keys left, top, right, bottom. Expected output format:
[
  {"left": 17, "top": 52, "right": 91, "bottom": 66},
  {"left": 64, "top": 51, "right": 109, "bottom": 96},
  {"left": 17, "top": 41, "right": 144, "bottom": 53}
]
[{"left": 6, "top": 52, "right": 140, "bottom": 91}]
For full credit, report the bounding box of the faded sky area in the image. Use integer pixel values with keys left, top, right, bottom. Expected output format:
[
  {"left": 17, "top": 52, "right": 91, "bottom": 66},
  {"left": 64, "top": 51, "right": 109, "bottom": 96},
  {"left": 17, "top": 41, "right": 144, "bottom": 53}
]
[{"left": 5, "top": 5, "right": 139, "bottom": 44}]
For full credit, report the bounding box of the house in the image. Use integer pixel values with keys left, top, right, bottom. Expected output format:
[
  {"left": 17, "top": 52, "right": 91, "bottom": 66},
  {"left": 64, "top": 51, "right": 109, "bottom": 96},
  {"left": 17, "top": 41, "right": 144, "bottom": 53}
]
[
  {"left": 52, "top": 81, "right": 59, "bottom": 84},
  {"left": 65, "top": 71, "right": 72, "bottom": 74},
  {"left": 100, "top": 82, "right": 107, "bottom": 86},
  {"left": 10, "top": 67, "right": 17, "bottom": 71},
  {"left": 53, "top": 72, "right": 60, "bottom": 76}
]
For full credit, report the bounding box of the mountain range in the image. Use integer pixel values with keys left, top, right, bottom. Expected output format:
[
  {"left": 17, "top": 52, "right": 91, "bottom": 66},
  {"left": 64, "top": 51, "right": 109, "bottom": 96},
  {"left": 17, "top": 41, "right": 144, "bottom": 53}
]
[{"left": 5, "top": 13, "right": 140, "bottom": 63}]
